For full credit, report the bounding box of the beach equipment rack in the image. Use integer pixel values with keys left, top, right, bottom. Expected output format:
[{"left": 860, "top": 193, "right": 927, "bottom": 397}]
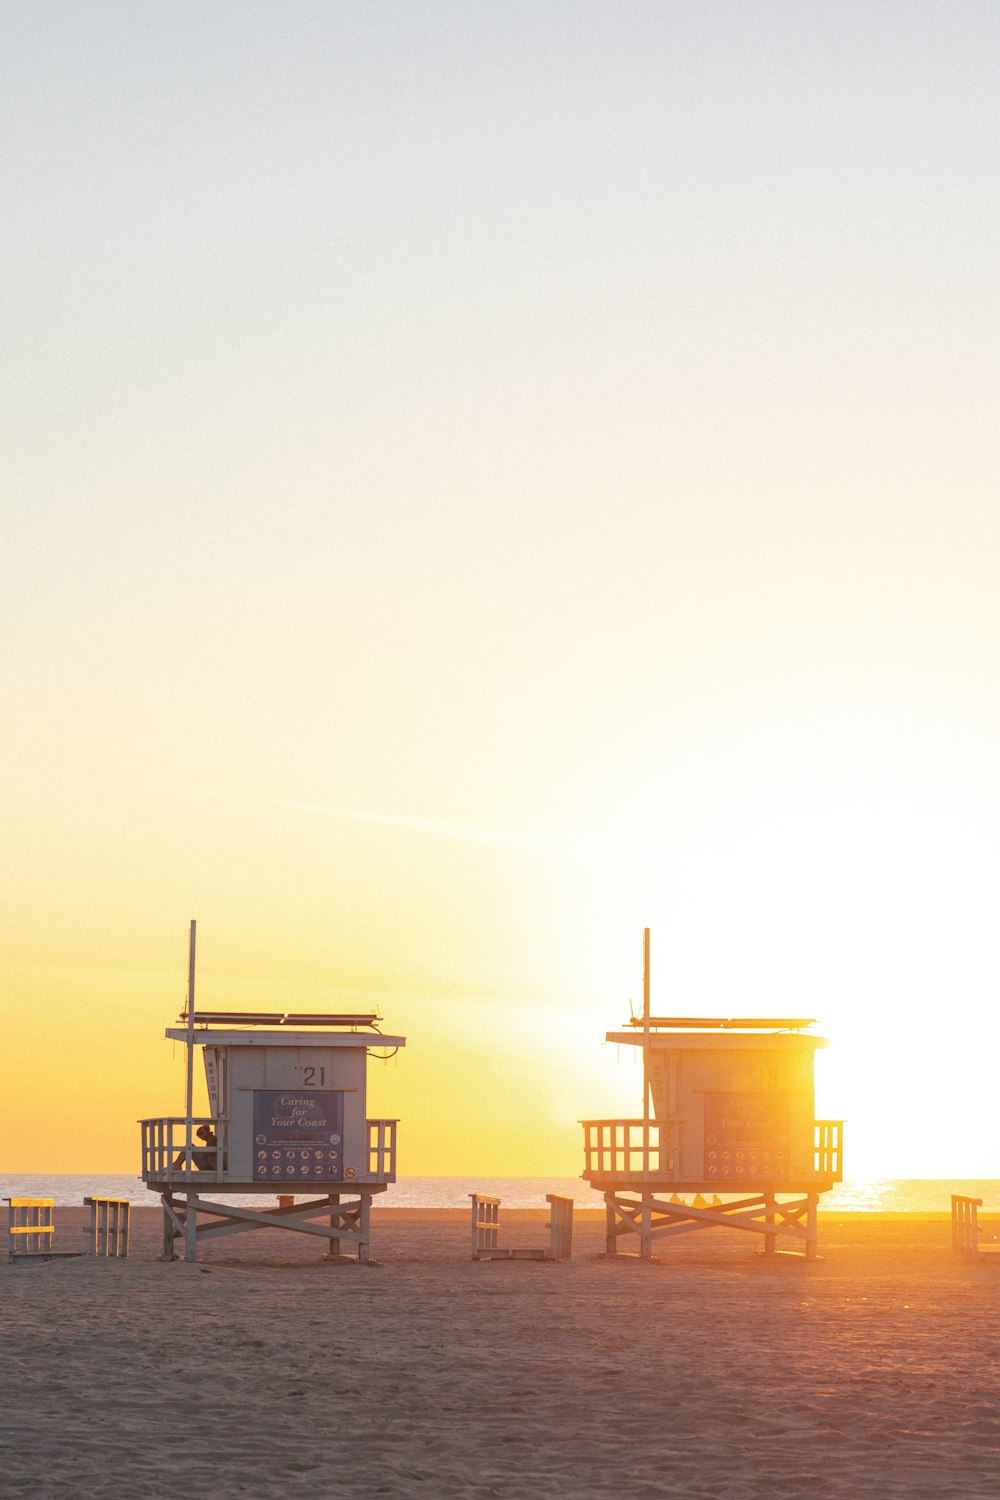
[
  {"left": 581, "top": 930, "right": 844, "bottom": 1261},
  {"left": 139, "top": 922, "right": 406, "bottom": 1263}
]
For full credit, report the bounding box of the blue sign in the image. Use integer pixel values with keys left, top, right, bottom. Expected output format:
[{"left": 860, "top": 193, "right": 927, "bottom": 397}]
[{"left": 252, "top": 1090, "right": 345, "bottom": 1183}]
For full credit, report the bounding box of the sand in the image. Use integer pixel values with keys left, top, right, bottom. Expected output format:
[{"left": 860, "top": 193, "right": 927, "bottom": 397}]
[{"left": 2, "top": 1206, "right": 998, "bottom": 1499}]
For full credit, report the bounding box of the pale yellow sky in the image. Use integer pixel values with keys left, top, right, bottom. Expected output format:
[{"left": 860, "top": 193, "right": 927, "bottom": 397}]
[{"left": 4, "top": 2, "right": 1000, "bottom": 1177}]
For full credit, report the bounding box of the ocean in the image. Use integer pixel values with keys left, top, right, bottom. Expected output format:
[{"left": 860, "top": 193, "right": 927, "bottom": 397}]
[{"left": 2, "top": 1174, "right": 996, "bottom": 1211}]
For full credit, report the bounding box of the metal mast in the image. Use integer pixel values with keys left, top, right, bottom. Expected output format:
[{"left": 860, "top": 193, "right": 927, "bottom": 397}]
[
  {"left": 642, "top": 927, "right": 651, "bottom": 1147},
  {"left": 183, "top": 919, "right": 197, "bottom": 1172}
]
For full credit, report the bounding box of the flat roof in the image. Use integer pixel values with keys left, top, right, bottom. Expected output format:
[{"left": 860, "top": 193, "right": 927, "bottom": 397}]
[{"left": 166, "top": 1028, "right": 406, "bottom": 1048}]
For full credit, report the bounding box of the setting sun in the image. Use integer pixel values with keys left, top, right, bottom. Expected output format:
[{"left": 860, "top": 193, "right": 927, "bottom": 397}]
[
  {"left": 3, "top": 4, "right": 999, "bottom": 1193},
  {"left": 4, "top": 9, "right": 999, "bottom": 1499}
]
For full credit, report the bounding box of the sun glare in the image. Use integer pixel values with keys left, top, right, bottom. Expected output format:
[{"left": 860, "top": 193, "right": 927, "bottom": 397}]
[{"left": 564, "top": 782, "right": 1000, "bottom": 1179}]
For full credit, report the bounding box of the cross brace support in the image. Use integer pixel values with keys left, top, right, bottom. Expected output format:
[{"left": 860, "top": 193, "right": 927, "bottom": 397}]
[
  {"left": 602, "top": 1189, "right": 821, "bottom": 1261},
  {"left": 159, "top": 1190, "right": 382, "bottom": 1263}
]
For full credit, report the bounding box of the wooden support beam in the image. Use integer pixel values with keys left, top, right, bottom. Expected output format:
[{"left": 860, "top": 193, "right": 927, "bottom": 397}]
[
  {"left": 600, "top": 1187, "right": 826, "bottom": 1258},
  {"left": 160, "top": 1191, "right": 376, "bottom": 1259}
]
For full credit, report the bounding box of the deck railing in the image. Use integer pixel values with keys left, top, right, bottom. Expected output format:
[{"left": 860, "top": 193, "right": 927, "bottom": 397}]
[
  {"left": 141, "top": 1116, "right": 398, "bottom": 1183},
  {"left": 581, "top": 1119, "right": 678, "bottom": 1180},
  {"left": 814, "top": 1120, "right": 844, "bottom": 1180},
  {"left": 367, "top": 1118, "right": 398, "bottom": 1179},
  {"left": 140, "top": 1117, "right": 224, "bottom": 1184},
  {"left": 582, "top": 1118, "right": 845, "bottom": 1183}
]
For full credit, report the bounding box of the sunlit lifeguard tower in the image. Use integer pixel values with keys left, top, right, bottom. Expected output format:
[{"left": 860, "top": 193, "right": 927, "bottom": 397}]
[
  {"left": 581, "top": 931, "right": 843, "bottom": 1260},
  {"left": 140, "top": 923, "right": 405, "bottom": 1263}
]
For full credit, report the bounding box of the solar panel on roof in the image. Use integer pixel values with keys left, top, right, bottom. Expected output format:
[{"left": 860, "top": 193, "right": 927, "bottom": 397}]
[
  {"left": 181, "top": 1009, "right": 382, "bottom": 1028},
  {"left": 626, "top": 1016, "right": 816, "bottom": 1030},
  {"left": 281, "top": 1013, "right": 381, "bottom": 1027},
  {"left": 186, "top": 1011, "right": 284, "bottom": 1025}
]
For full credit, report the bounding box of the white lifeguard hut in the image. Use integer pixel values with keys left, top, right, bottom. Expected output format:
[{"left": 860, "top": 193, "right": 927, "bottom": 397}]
[
  {"left": 140, "top": 923, "right": 405, "bottom": 1263},
  {"left": 581, "top": 931, "right": 843, "bottom": 1260}
]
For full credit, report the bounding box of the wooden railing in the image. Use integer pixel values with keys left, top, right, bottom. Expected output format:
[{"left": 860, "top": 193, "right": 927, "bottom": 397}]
[
  {"left": 814, "top": 1120, "right": 844, "bottom": 1181},
  {"left": 582, "top": 1118, "right": 845, "bottom": 1183},
  {"left": 950, "top": 1193, "right": 1000, "bottom": 1258},
  {"left": 140, "top": 1117, "right": 225, "bottom": 1183},
  {"left": 952, "top": 1194, "right": 982, "bottom": 1255},
  {"left": 581, "top": 1119, "right": 678, "bottom": 1180},
  {"left": 470, "top": 1194, "right": 501, "bottom": 1258},
  {"left": 142, "top": 1116, "right": 397, "bottom": 1184},
  {"left": 6, "top": 1198, "right": 58, "bottom": 1262},
  {"left": 83, "top": 1197, "right": 131, "bottom": 1258},
  {"left": 546, "top": 1194, "right": 574, "bottom": 1260},
  {"left": 367, "top": 1118, "right": 398, "bottom": 1179}
]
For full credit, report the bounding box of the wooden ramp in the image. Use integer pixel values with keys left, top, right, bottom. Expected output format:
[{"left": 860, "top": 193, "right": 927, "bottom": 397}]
[
  {"left": 951, "top": 1195, "right": 1000, "bottom": 1260},
  {"left": 470, "top": 1194, "right": 574, "bottom": 1261},
  {"left": 6, "top": 1197, "right": 130, "bottom": 1263},
  {"left": 6, "top": 1199, "right": 82, "bottom": 1263}
]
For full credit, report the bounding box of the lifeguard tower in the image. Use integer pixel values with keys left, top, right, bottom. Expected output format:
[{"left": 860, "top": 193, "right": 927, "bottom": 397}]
[
  {"left": 140, "top": 924, "right": 405, "bottom": 1263},
  {"left": 581, "top": 931, "right": 843, "bottom": 1260}
]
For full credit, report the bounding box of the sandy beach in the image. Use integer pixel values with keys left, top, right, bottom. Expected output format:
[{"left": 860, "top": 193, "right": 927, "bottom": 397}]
[{"left": 2, "top": 1206, "right": 998, "bottom": 1498}]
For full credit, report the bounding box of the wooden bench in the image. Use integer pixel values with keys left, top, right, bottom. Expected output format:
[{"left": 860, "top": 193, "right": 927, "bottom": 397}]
[
  {"left": 951, "top": 1195, "right": 1000, "bottom": 1259},
  {"left": 470, "top": 1193, "right": 574, "bottom": 1261}
]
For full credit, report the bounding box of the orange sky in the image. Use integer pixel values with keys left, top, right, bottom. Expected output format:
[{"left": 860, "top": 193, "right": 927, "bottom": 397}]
[{"left": 4, "top": 4, "right": 1000, "bottom": 1179}]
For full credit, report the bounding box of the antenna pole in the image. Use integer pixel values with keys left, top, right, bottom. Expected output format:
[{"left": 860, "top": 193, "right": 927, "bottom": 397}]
[
  {"left": 642, "top": 927, "right": 651, "bottom": 1112},
  {"left": 642, "top": 926, "right": 651, "bottom": 1162},
  {"left": 184, "top": 920, "right": 197, "bottom": 1172}
]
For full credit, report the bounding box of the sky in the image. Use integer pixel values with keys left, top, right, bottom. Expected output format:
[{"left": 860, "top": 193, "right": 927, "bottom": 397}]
[{"left": 3, "top": 1, "right": 1000, "bottom": 1179}]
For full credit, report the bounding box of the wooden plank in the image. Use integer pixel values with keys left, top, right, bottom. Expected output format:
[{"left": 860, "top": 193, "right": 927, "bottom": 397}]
[
  {"left": 546, "top": 1194, "right": 574, "bottom": 1260},
  {"left": 476, "top": 1248, "right": 548, "bottom": 1261},
  {"left": 9, "top": 1250, "right": 84, "bottom": 1261}
]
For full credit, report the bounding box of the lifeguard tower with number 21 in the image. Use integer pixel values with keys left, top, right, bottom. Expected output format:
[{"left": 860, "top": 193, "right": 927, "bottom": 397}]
[
  {"left": 140, "top": 923, "right": 405, "bottom": 1263},
  {"left": 581, "top": 931, "right": 843, "bottom": 1260}
]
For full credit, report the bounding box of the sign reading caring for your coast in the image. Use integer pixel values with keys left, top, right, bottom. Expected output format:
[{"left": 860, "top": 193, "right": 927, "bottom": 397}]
[{"left": 252, "top": 1090, "right": 345, "bottom": 1183}]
